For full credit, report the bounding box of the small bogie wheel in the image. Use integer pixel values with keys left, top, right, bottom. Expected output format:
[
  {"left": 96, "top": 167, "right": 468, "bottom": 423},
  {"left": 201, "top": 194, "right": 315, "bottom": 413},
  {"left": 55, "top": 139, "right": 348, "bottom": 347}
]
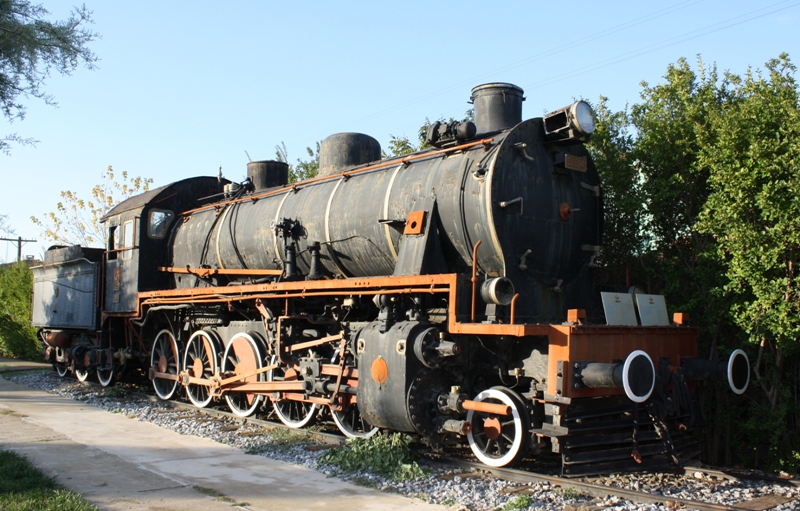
[
  {"left": 466, "top": 386, "right": 532, "bottom": 467},
  {"left": 268, "top": 355, "right": 318, "bottom": 428},
  {"left": 183, "top": 330, "right": 220, "bottom": 408},
  {"left": 97, "top": 366, "right": 116, "bottom": 387},
  {"left": 151, "top": 329, "right": 181, "bottom": 400},
  {"left": 222, "top": 332, "right": 266, "bottom": 417},
  {"left": 55, "top": 363, "right": 69, "bottom": 378},
  {"left": 74, "top": 368, "right": 91, "bottom": 382}
]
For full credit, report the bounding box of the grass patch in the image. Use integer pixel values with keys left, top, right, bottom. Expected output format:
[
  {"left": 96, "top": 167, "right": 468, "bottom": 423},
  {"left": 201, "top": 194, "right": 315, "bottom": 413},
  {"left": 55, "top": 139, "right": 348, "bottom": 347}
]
[
  {"left": 101, "top": 386, "right": 126, "bottom": 398},
  {"left": 554, "top": 486, "right": 582, "bottom": 499},
  {"left": 0, "top": 449, "right": 97, "bottom": 511},
  {"left": 319, "top": 432, "right": 427, "bottom": 481},
  {"left": 246, "top": 427, "right": 315, "bottom": 454},
  {"left": 0, "top": 409, "right": 26, "bottom": 417},
  {"left": 503, "top": 493, "right": 532, "bottom": 510}
]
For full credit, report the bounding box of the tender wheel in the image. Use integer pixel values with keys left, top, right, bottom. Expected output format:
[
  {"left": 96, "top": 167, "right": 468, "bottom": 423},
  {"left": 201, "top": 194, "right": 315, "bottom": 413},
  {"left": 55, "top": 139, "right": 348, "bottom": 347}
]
[
  {"left": 97, "top": 366, "right": 116, "bottom": 387},
  {"left": 331, "top": 401, "right": 378, "bottom": 438},
  {"left": 268, "top": 355, "right": 318, "bottom": 428},
  {"left": 54, "top": 363, "right": 69, "bottom": 377},
  {"left": 222, "top": 332, "right": 265, "bottom": 417},
  {"left": 183, "top": 330, "right": 220, "bottom": 408},
  {"left": 74, "top": 368, "right": 91, "bottom": 382},
  {"left": 466, "top": 387, "right": 531, "bottom": 467},
  {"left": 151, "top": 329, "right": 181, "bottom": 400}
]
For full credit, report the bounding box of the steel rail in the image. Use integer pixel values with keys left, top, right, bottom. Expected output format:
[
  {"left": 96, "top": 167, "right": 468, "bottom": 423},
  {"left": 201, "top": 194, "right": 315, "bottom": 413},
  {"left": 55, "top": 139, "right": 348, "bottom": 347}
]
[{"left": 681, "top": 465, "right": 800, "bottom": 488}]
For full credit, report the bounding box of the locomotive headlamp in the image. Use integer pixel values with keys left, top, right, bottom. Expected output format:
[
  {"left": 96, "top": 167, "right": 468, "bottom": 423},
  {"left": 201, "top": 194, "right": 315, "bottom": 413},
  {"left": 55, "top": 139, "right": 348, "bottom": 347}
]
[
  {"left": 543, "top": 100, "right": 597, "bottom": 142},
  {"left": 569, "top": 101, "right": 596, "bottom": 136}
]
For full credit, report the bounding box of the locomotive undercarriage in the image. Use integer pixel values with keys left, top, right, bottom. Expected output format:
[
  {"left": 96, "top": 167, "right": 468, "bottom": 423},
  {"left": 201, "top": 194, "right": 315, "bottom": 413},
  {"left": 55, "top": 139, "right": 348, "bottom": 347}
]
[
  {"left": 123, "top": 273, "right": 727, "bottom": 474},
  {"left": 39, "top": 328, "right": 125, "bottom": 386}
]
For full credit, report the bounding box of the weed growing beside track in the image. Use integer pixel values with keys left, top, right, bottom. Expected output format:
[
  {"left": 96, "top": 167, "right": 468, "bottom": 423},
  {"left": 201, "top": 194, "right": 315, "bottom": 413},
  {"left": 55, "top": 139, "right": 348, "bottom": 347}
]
[{"left": 320, "top": 432, "right": 427, "bottom": 481}]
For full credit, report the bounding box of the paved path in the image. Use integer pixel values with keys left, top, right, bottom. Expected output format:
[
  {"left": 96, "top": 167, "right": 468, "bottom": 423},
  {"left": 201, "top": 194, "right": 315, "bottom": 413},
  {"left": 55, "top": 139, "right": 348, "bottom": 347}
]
[{"left": 0, "top": 359, "right": 439, "bottom": 511}]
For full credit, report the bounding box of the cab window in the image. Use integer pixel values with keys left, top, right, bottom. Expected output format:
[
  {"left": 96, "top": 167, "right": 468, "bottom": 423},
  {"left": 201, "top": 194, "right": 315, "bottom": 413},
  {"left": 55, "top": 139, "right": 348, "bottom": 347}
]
[
  {"left": 107, "top": 225, "right": 118, "bottom": 260},
  {"left": 122, "top": 220, "right": 135, "bottom": 260},
  {"left": 148, "top": 209, "right": 174, "bottom": 239}
]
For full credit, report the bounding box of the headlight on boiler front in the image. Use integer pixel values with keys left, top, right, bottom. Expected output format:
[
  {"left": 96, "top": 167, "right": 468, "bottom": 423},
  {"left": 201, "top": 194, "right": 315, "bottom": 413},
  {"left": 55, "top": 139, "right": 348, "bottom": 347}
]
[
  {"left": 543, "top": 100, "right": 597, "bottom": 142},
  {"left": 569, "top": 101, "right": 596, "bottom": 136}
]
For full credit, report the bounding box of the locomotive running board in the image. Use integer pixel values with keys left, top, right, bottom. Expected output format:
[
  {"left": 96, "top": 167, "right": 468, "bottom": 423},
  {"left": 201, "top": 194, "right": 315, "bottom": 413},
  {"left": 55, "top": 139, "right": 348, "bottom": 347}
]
[{"left": 137, "top": 273, "right": 551, "bottom": 338}]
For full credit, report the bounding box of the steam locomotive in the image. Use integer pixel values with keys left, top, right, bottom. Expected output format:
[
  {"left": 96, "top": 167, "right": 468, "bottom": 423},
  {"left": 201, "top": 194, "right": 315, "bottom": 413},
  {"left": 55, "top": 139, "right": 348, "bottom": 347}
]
[{"left": 31, "top": 83, "right": 749, "bottom": 475}]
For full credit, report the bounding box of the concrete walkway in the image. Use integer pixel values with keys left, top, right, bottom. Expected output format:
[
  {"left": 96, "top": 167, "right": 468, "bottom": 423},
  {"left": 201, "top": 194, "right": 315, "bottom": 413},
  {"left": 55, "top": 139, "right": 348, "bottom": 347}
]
[{"left": 0, "top": 359, "right": 440, "bottom": 511}]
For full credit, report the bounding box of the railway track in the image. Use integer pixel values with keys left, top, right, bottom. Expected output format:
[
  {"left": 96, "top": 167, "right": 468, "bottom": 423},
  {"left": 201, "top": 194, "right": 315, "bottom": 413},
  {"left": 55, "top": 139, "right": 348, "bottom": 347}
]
[
  {"left": 8, "top": 368, "right": 799, "bottom": 511},
  {"left": 435, "top": 456, "right": 798, "bottom": 511}
]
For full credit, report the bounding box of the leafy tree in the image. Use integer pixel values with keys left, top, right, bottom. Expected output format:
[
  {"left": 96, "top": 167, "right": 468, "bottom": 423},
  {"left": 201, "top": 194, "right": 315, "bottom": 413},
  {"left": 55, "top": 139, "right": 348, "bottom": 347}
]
[
  {"left": 586, "top": 97, "right": 643, "bottom": 287},
  {"left": 696, "top": 54, "right": 800, "bottom": 468},
  {"left": 593, "top": 54, "right": 800, "bottom": 470},
  {"left": 0, "top": 0, "right": 99, "bottom": 154},
  {"left": 31, "top": 165, "right": 152, "bottom": 246},
  {"left": 590, "top": 59, "right": 735, "bottom": 349},
  {"left": 275, "top": 141, "right": 319, "bottom": 183},
  {"left": 0, "top": 261, "right": 38, "bottom": 359}
]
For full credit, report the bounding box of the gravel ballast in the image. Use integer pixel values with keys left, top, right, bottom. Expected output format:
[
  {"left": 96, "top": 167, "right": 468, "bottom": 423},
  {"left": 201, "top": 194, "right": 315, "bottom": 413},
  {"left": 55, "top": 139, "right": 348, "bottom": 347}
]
[{"left": 7, "top": 371, "right": 799, "bottom": 511}]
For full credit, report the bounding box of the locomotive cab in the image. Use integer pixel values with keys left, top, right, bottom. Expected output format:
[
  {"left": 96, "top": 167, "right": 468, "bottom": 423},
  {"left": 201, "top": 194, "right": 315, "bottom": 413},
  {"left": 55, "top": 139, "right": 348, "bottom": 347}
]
[{"left": 100, "top": 176, "right": 223, "bottom": 312}]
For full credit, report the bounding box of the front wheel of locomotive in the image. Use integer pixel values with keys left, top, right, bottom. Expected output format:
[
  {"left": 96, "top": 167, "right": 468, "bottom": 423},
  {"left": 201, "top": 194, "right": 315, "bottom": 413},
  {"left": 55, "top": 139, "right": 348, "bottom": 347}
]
[
  {"left": 268, "top": 355, "right": 318, "bottom": 428},
  {"left": 151, "top": 329, "right": 181, "bottom": 400},
  {"left": 183, "top": 330, "right": 221, "bottom": 408},
  {"left": 222, "top": 332, "right": 266, "bottom": 417},
  {"left": 466, "top": 387, "right": 532, "bottom": 467}
]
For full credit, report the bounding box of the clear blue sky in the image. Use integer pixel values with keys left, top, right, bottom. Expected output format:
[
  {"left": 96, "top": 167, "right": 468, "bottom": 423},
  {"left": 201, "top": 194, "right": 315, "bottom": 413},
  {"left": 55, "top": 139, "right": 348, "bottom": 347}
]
[{"left": 1, "top": 0, "right": 798, "bottom": 261}]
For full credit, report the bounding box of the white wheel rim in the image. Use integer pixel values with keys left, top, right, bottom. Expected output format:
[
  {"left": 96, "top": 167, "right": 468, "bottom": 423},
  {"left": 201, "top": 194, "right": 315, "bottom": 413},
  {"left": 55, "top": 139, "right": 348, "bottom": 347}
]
[
  {"left": 151, "top": 329, "right": 180, "bottom": 400},
  {"left": 75, "top": 368, "right": 90, "bottom": 382},
  {"left": 223, "top": 333, "right": 264, "bottom": 417},
  {"left": 466, "top": 388, "right": 525, "bottom": 467},
  {"left": 268, "top": 355, "right": 317, "bottom": 428},
  {"left": 97, "top": 367, "right": 115, "bottom": 387},
  {"left": 332, "top": 407, "right": 379, "bottom": 438},
  {"left": 183, "top": 330, "right": 219, "bottom": 408},
  {"left": 55, "top": 364, "right": 69, "bottom": 377},
  {"left": 329, "top": 349, "right": 377, "bottom": 438}
]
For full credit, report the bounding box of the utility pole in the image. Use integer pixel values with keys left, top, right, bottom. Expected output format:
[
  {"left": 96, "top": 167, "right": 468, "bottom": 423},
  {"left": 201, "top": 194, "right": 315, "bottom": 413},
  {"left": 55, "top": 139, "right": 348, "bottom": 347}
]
[{"left": 0, "top": 236, "right": 37, "bottom": 262}]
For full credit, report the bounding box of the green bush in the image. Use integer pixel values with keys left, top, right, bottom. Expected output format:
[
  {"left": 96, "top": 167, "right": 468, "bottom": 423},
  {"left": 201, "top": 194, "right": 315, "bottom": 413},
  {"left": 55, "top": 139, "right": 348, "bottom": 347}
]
[{"left": 0, "top": 262, "right": 39, "bottom": 360}]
